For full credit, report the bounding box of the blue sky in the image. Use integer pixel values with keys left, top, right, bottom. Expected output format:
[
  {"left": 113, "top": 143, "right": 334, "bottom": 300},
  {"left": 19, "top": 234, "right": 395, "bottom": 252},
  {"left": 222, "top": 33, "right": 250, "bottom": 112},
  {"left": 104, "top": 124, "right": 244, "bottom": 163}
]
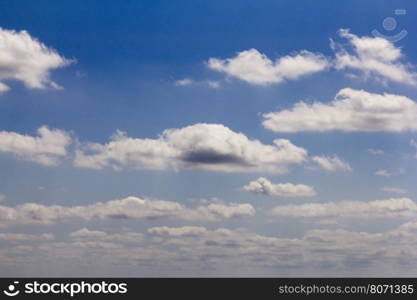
[{"left": 1, "top": 0, "right": 417, "bottom": 276}]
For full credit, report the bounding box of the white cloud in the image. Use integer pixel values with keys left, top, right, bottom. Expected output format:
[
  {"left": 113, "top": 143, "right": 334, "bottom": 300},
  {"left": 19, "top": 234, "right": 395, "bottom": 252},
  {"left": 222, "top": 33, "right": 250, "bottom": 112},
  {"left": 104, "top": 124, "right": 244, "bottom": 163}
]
[
  {"left": 74, "top": 123, "right": 307, "bottom": 173},
  {"left": 312, "top": 155, "right": 352, "bottom": 172},
  {"left": 0, "top": 126, "right": 72, "bottom": 166},
  {"left": 367, "top": 149, "right": 384, "bottom": 155},
  {"left": 0, "top": 27, "right": 73, "bottom": 92},
  {"left": 375, "top": 169, "right": 404, "bottom": 178},
  {"left": 0, "top": 196, "right": 255, "bottom": 227},
  {"left": 207, "top": 48, "right": 329, "bottom": 85},
  {"left": 270, "top": 197, "right": 417, "bottom": 219},
  {"left": 382, "top": 187, "right": 407, "bottom": 194},
  {"left": 0, "top": 232, "right": 54, "bottom": 242},
  {"left": 243, "top": 177, "right": 316, "bottom": 197},
  {"left": 333, "top": 29, "right": 417, "bottom": 85},
  {"left": 70, "top": 228, "right": 143, "bottom": 243},
  {"left": 174, "top": 78, "right": 194, "bottom": 86},
  {"left": 148, "top": 226, "right": 208, "bottom": 237},
  {"left": 263, "top": 88, "right": 417, "bottom": 132}
]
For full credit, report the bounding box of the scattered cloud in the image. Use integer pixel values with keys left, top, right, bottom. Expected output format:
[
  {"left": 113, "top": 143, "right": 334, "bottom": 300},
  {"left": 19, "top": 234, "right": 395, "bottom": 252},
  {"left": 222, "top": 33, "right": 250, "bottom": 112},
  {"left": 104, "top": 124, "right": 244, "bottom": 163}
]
[
  {"left": 0, "top": 126, "right": 72, "bottom": 166},
  {"left": 174, "top": 78, "right": 194, "bottom": 86},
  {"left": 243, "top": 177, "right": 316, "bottom": 197},
  {"left": 367, "top": 149, "right": 384, "bottom": 155},
  {"left": 375, "top": 169, "right": 391, "bottom": 177},
  {"left": 382, "top": 187, "right": 407, "bottom": 194},
  {"left": 269, "top": 197, "right": 417, "bottom": 219},
  {"left": 148, "top": 226, "right": 208, "bottom": 237},
  {"left": 0, "top": 196, "right": 255, "bottom": 227},
  {"left": 174, "top": 78, "right": 220, "bottom": 88},
  {"left": 263, "top": 88, "right": 417, "bottom": 132},
  {"left": 74, "top": 123, "right": 307, "bottom": 173},
  {"left": 311, "top": 155, "right": 352, "bottom": 172},
  {"left": 207, "top": 48, "right": 329, "bottom": 85},
  {"left": 333, "top": 29, "right": 417, "bottom": 85},
  {"left": 70, "top": 228, "right": 144, "bottom": 243},
  {"left": 0, "top": 27, "right": 73, "bottom": 92},
  {"left": 4, "top": 222, "right": 417, "bottom": 276},
  {"left": 0, "top": 233, "right": 54, "bottom": 242}
]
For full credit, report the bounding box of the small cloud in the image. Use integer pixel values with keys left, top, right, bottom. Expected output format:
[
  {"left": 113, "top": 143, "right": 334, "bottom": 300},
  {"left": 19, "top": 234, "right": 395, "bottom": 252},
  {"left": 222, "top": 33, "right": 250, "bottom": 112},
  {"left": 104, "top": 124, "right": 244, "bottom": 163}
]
[
  {"left": 174, "top": 78, "right": 194, "bottom": 86},
  {"left": 375, "top": 170, "right": 391, "bottom": 177},
  {"left": 381, "top": 187, "right": 407, "bottom": 194},
  {"left": 375, "top": 169, "right": 405, "bottom": 177},
  {"left": 367, "top": 149, "right": 384, "bottom": 155},
  {"left": 207, "top": 80, "right": 220, "bottom": 88},
  {"left": 0, "top": 194, "right": 5, "bottom": 202},
  {"left": 311, "top": 155, "right": 352, "bottom": 172}
]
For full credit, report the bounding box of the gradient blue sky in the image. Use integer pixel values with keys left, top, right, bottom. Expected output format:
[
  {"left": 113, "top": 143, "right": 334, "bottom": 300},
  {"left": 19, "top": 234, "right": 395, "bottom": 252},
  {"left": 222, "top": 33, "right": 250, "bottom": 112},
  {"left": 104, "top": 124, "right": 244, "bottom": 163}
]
[{"left": 1, "top": 0, "right": 417, "bottom": 276}]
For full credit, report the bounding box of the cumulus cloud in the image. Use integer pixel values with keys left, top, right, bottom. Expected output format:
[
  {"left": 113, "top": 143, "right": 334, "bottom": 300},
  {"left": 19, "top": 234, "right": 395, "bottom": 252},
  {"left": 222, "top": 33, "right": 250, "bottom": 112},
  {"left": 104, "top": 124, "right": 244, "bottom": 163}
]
[
  {"left": 5, "top": 222, "right": 417, "bottom": 276},
  {"left": 263, "top": 88, "right": 417, "bottom": 133},
  {"left": 74, "top": 123, "right": 307, "bottom": 173},
  {"left": 270, "top": 198, "right": 417, "bottom": 219},
  {"left": 382, "top": 187, "right": 407, "bottom": 195},
  {"left": 207, "top": 48, "right": 329, "bottom": 85},
  {"left": 0, "top": 196, "right": 255, "bottom": 227},
  {"left": 0, "top": 27, "right": 73, "bottom": 92},
  {"left": 243, "top": 177, "right": 316, "bottom": 197},
  {"left": 333, "top": 29, "right": 417, "bottom": 85},
  {"left": 311, "top": 155, "right": 352, "bottom": 172},
  {"left": 0, "top": 126, "right": 72, "bottom": 166}
]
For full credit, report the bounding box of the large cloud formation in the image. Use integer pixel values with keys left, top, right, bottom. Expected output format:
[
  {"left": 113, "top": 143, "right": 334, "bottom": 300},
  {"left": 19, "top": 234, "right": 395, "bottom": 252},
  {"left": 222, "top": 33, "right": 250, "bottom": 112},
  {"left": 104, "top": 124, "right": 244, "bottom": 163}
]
[
  {"left": 263, "top": 88, "right": 417, "bottom": 132},
  {"left": 0, "top": 27, "right": 73, "bottom": 92},
  {"left": 74, "top": 123, "right": 307, "bottom": 173},
  {"left": 0, "top": 196, "right": 255, "bottom": 227},
  {"left": 207, "top": 49, "right": 329, "bottom": 85},
  {"left": 333, "top": 29, "right": 417, "bottom": 85},
  {"left": 0, "top": 126, "right": 72, "bottom": 166}
]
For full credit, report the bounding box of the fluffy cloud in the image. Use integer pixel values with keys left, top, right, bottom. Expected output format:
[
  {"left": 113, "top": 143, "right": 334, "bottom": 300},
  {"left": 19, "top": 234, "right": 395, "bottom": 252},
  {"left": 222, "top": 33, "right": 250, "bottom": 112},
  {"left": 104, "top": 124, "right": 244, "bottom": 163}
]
[
  {"left": 243, "top": 177, "right": 316, "bottom": 197},
  {"left": 333, "top": 29, "right": 417, "bottom": 85},
  {"left": 4, "top": 222, "right": 417, "bottom": 276},
  {"left": 0, "top": 196, "right": 255, "bottom": 227},
  {"left": 74, "top": 123, "right": 307, "bottom": 173},
  {"left": 0, "top": 27, "right": 73, "bottom": 92},
  {"left": 207, "top": 48, "right": 329, "bottom": 85},
  {"left": 382, "top": 187, "right": 407, "bottom": 194},
  {"left": 270, "top": 198, "right": 417, "bottom": 219},
  {"left": 311, "top": 155, "right": 352, "bottom": 172},
  {"left": 263, "top": 88, "right": 417, "bottom": 132},
  {"left": 0, "top": 126, "right": 72, "bottom": 166}
]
